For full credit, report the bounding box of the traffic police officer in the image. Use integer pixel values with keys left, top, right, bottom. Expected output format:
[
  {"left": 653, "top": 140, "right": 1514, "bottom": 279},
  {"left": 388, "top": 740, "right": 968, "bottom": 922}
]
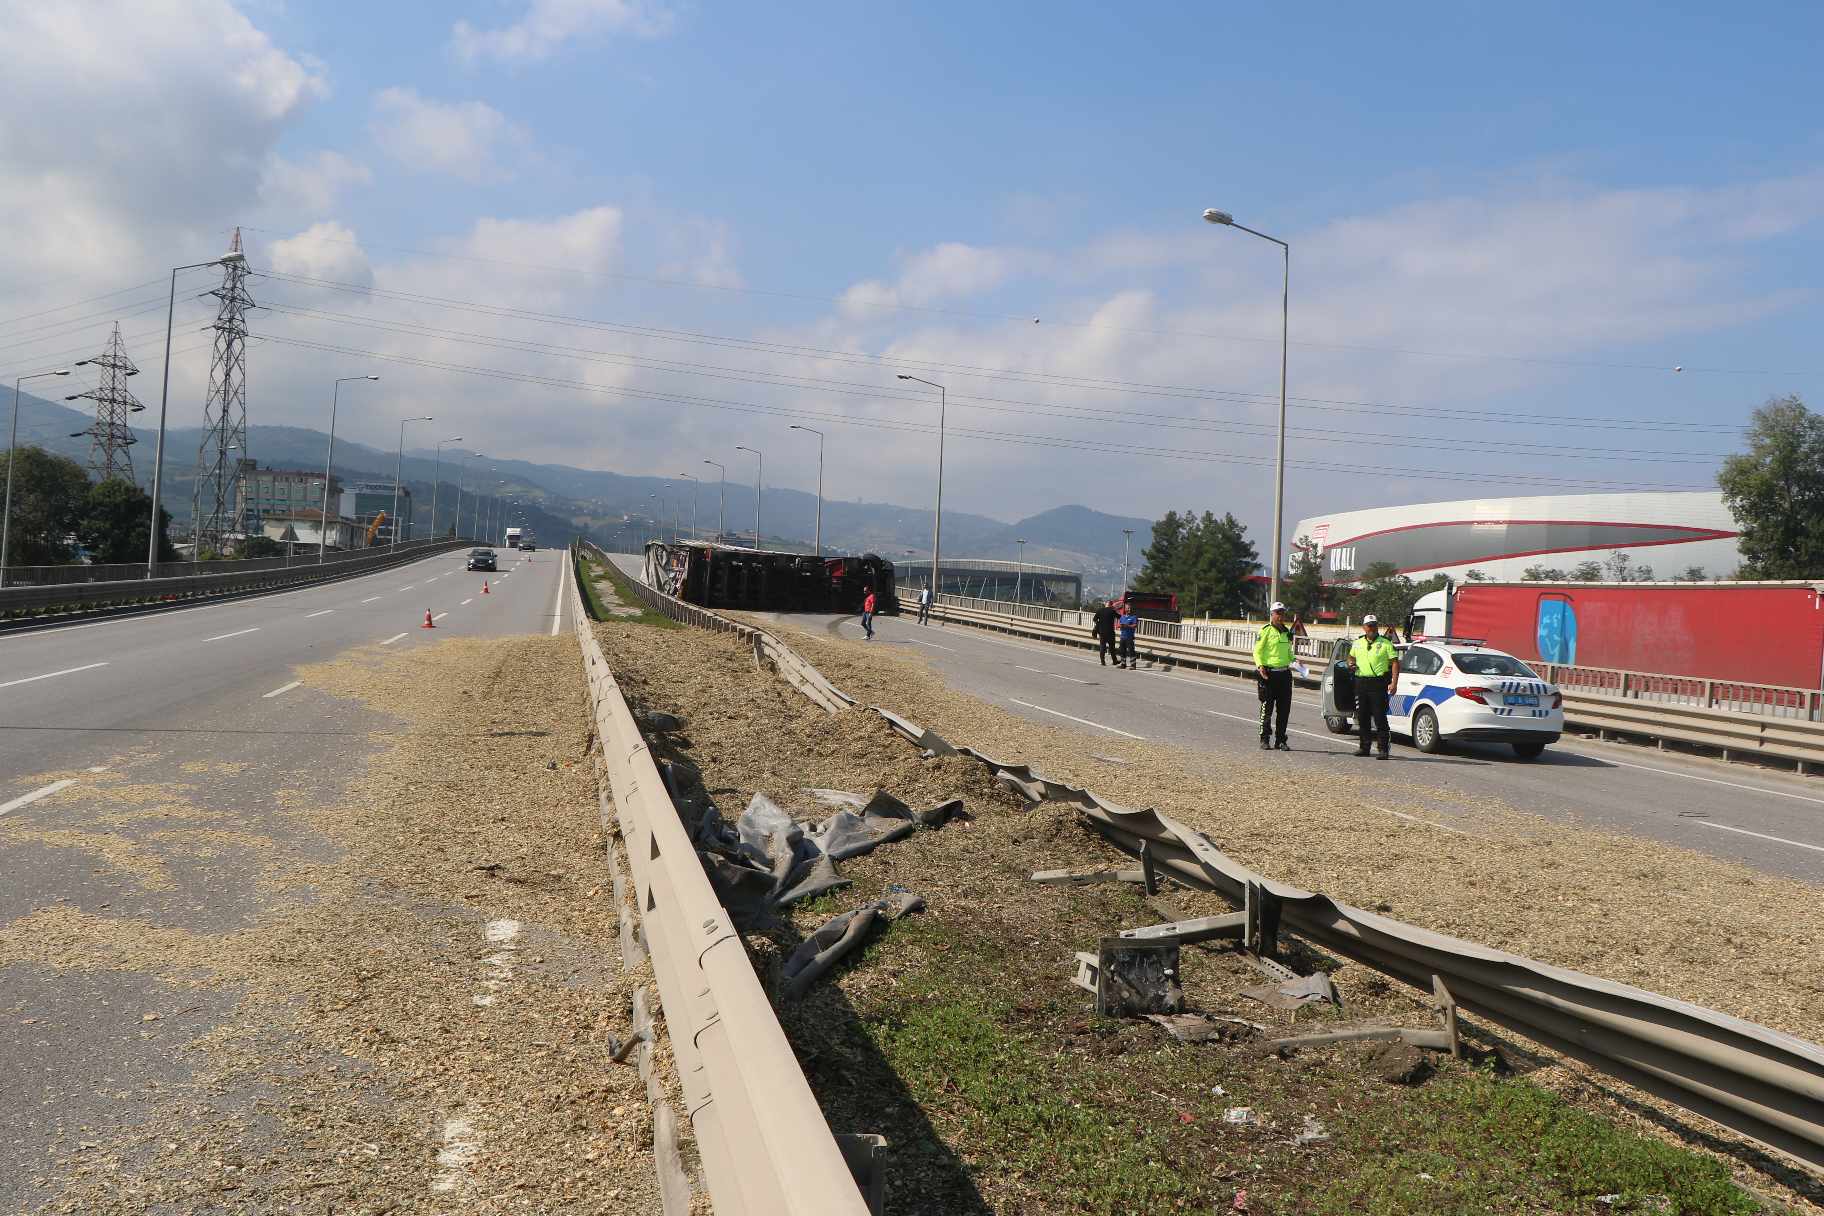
[
  {"left": 1348, "top": 613, "right": 1400, "bottom": 759},
  {"left": 1253, "top": 601, "right": 1295, "bottom": 750}
]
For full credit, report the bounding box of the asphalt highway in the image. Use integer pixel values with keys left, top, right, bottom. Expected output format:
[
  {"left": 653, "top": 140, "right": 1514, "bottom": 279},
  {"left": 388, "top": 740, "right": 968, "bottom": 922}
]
[
  {"left": 577, "top": 543, "right": 1824, "bottom": 887},
  {"left": 0, "top": 546, "right": 569, "bottom": 1209}
]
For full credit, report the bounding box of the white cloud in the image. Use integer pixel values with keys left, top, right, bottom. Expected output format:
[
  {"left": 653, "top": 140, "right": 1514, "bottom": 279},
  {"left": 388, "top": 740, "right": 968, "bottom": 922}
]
[
  {"left": 839, "top": 242, "right": 1029, "bottom": 317},
  {"left": 451, "top": 0, "right": 672, "bottom": 63},
  {"left": 369, "top": 88, "right": 527, "bottom": 182},
  {"left": 260, "top": 150, "right": 373, "bottom": 217},
  {"left": 270, "top": 221, "right": 374, "bottom": 287}
]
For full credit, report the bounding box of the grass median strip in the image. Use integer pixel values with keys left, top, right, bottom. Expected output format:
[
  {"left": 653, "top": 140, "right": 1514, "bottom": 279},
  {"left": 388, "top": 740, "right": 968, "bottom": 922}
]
[{"left": 593, "top": 611, "right": 1802, "bottom": 1215}]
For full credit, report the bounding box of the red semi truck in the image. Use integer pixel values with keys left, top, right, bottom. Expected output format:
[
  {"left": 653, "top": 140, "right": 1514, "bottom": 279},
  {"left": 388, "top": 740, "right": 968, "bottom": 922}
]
[{"left": 1407, "top": 581, "right": 1824, "bottom": 689}]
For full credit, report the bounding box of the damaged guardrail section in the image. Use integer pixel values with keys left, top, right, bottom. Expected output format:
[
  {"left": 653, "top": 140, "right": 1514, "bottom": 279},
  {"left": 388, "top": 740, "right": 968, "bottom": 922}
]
[
  {"left": 614, "top": 555, "right": 1824, "bottom": 1175},
  {"left": 567, "top": 544, "right": 871, "bottom": 1214}
]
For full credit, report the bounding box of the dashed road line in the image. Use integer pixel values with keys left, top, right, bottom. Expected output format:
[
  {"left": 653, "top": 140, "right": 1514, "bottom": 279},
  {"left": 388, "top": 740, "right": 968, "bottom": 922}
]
[
  {"left": 1693, "top": 821, "right": 1824, "bottom": 854},
  {"left": 1599, "top": 757, "right": 1824, "bottom": 808},
  {"left": 400, "top": 584, "right": 416, "bottom": 591},
  {"left": 1008, "top": 698, "right": 1145, "bottom": 739},
  {"left": 0, "top": 661, "right": 109, "bottom": 690},
  {"left": 0, "top": 779, "right": 77, "bottom": 817},
  {"left": 1014, "top": 664, "right": 1092, "bottom": 685},
  {"left": 304, "top": 609, "right": 334, "bottom": 618},
  {"left": 380, "top": 632, "right": 409, "bottom": 645},
  {"left": 262, "top": 680, "right": 302, "bottom": 699},
  {"left": 1205, "top": 708, "right": 1348, "bottom": 749},
  {"left": 461, "top": 597, "right": 473, "bottom": 605},
  {"left": 431, "top": 612, "right": 449, "bottom": 622},
  {"left": 203, "top": 627, "right": 260, "bottom": 643},
  {"left": 361, "top": 596, "right": 383, "bottom": 604}
]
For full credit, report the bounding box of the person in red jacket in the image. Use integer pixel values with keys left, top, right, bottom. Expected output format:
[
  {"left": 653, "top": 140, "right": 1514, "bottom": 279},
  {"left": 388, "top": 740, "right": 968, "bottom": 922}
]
[{"left": 861, "top": 588, "right": 877, "bottom": 640}]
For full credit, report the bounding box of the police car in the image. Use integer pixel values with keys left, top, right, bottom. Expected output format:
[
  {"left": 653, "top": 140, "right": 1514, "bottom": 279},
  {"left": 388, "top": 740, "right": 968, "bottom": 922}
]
[{"left": 1320, "top": 636, "right": 1563, "bottom": 759}]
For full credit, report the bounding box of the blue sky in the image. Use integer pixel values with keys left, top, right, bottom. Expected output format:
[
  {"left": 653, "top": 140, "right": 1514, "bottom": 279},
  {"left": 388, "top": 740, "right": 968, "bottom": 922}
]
[{"left": 2, "top": 0, "right": 1820, "bottom": 557}]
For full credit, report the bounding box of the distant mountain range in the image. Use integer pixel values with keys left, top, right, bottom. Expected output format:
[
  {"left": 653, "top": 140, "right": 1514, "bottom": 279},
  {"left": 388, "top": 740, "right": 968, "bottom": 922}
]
[{"left": 8, "top": 390, "right": 1152, "bottom": 584}]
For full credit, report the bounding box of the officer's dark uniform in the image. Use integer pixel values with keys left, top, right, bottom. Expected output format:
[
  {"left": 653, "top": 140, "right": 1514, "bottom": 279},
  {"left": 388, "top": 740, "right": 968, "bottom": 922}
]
[{"left": 1350, "top": 629, "right": 1398, "bottom": 758}]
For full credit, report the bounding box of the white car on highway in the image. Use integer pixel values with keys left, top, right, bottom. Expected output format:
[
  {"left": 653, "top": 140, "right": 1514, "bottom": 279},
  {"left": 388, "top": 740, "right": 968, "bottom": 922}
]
[{"left": 1321, "top": 637, "right": 1564, "bottom": 758}]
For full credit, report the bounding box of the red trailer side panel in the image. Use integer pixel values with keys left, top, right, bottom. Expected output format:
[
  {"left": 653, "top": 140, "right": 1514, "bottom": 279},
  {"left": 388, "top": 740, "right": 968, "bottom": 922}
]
[{"left": 1450, "top": 584, "right": 1824, "bottom": 689}]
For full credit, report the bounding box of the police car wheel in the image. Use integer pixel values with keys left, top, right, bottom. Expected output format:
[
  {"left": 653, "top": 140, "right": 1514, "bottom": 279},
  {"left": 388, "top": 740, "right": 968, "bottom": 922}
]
[
  {"left": 1324, "top": 715, "right": 1352, "bottom": 735},
  {"left": 1413, "top": 707, "right": 1443, "bottom": 754},
  {"left": 1512, "top": 741, "right": 1546, "bottom": 760}
]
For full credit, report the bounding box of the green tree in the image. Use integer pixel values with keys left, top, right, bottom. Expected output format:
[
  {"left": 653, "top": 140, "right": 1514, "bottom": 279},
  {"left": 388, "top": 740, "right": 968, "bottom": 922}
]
[
  {"left": 1603, "top": 550, "right": 1633, "bottom": 581},
  {"left": 1132, "top": 509, "right": 1259, "bottom": 618},
  {"left": 1, "top": 446, "right": 89, "bottom": 566},
  {"left": 1351, "top": 561, "right": 1447, "bottom": 627},
  {"left": 1520, "top": 565, "right": 1567, "bottom": 582},
  {"left": 1279, "top": 535, "right": 1325, "bottom": 617},
  {"left": 1463, "top": 568, "right": 1491, "bottom": 582},
  {"left": 1718, "top": 395, "right": 1824, "bottom": 577},
  {"left": 74, "top": 477, "right": 177, "bottom": 564},
  {"left": 1676, "top": 565, "right": 1707, "bottom": 582},
  {"left": 1570, "top": 560, "right": 1604, "bottom": 582},
  {"left": 238, "top": 535, "right": 286, "bottom": 558},
  {"left": 1632, "top": 564, "right": 1655, "bottom": 582}
]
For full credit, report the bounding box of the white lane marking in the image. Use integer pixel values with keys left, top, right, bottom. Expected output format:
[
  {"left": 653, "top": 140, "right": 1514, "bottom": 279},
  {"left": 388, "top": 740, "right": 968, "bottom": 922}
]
[
  {"left": 461, "top": 598, "right": 473, "bottom": 606},
  {"left": 432, "top": 1115, "right": 481, "bottom": 1193},
  {"left": 1693, "top": 821, "right": 1824, "bottom": 854},
  {"left": 203, "top": 627, "right": 260, "bottom": 643},
  {"left": 0, "top": 661, "right": 109, "bottom": 690},
  {"left": 431, "top": 612, "right": 449, "bottom": 622},
  {"left": 908, "top": 639, "right": 957, "bottom": 652},
  {"left": 1379, "top": 808, "right": 1472, "bottom": 836},
  {"left": 1206, "top": 708, "right": 1345, "bottom": 748},
  {"left": 474, "top": 918, "right": 522, "bottom": 1007},
  {"left": 262, "top": 680, "right": 302, "bottom": 699},
  {"left": 549, "top": 554, "right": 567, "bottom": 636},
  {"left": 0, "top": 779, "right": 77, "bottom": 817},
  {"left": 304, "top": 609, "right": 334, "bottom": 619},
  {"left": 361, "top": 596, "right": 383, "bottom": 604},
  {"left": 426, "top": 575, "right": 441, "bottom": 583},
  {"left": 1014, "top": 664, "right": 1092, "bottom": 685},
  {"left": 380, "top": 632, "right": 408, "bottom": 645},
  {"left": 400, "top": 584, "right": 416, "bottom": 591},
  {"left": 1008, "top": 698, "right": 1145, "bottom": 739},
  {"left": 1598, "top": 757, "right": 1824, "bottom": 808}
]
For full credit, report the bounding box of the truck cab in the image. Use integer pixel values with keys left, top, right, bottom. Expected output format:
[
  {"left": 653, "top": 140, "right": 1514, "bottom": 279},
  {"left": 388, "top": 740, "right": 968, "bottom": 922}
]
[{"left": 1407, "top": 587, "right": 1452, "bottom": 639}]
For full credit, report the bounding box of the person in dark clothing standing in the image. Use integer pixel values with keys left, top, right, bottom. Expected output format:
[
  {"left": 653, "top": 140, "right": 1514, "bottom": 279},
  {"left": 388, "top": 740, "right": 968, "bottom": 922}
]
[
  {"left": 1092, "top": 600, "right": 1118, "bottom": 666},
  {"left": 1253, "top": 601, "right": 1295, "bottom": 750}
]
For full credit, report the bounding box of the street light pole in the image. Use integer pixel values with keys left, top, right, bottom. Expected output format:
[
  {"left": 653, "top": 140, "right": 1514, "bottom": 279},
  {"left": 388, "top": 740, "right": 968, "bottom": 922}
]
[
  {"left": 146, "top": 251, "right": 246, "bottom": 577},
  {"left": 896, "top": 374, "right": 947, "bottom": 601},
  {"left": 789, "top": 425, "right": 824, "bottom": 557},
  {"left": 1122, "top": 528, "right": 1135, "bottom": 595},
  {"left": 319, "top": 375, "right": 379, "bottom": 562},
  {"left": 2, "top": 367, "right": 76, "bottom": 585},
  {"left": 430, "top": 435, "right": 462, "bottom": 541},
  {"left": 735, "top": 446, "right": 762, "bottom": 549},
  {"left": 676, "top": 472, "right": 699, "bottom": 542},
  {"left": 454, "top": 452, "right": 470, "bottom": 543},
  {"left": 391, "top": 415, "right": 432, "bottom": 549},
  {"left": 1203, "top": 207, "right": 1290, "bottom": 609},
  {"left": 648, "top": 493, "right": 660, "bottom": 545},
  {"left": 1016, "top": 537, "right": 1027, "bottom": 604},
  {"left": 702, "top": 460, "right": 726, "bottom": 541}
]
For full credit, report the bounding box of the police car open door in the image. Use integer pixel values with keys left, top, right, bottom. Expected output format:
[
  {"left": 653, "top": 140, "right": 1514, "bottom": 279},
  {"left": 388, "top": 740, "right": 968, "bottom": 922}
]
[{"left": 1320, "top": 637, "right": 1356, "bottom": 734}]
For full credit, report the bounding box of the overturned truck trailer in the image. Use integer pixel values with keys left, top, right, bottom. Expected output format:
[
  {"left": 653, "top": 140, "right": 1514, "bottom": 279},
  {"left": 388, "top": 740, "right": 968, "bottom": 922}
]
[{"left": 644, "top": 541, "right": 897, "bottom": 615}]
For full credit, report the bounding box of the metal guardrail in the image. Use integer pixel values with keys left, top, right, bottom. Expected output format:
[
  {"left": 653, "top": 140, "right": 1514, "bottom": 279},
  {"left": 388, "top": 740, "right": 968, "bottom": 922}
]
[
  {"left": 0, "top": 538, "right": 474, "bottom": 620},
  {"left": 910, "top": 593, "right": 1824, "bottom": 771},
  {"left": 633, "top": 567, "right": 1824, "bottom": 1173},
  {"left": 568, "top": 544, "right": 871, "bottom": 1212}
]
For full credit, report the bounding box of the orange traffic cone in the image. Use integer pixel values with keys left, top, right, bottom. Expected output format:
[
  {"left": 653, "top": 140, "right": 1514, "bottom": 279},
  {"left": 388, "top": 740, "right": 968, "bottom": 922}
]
[
  {"left": 482, "top": 580, "right": 490, "bottom": 594},
  {"left": 422, "top": 610, "right": 436, "bottom": 629}
]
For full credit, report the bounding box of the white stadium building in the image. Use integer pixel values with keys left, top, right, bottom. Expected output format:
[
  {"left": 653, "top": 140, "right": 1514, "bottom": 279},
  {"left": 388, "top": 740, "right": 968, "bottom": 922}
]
[{"left": 1291, "top": 491, "right": 1743, "bottom": 584}]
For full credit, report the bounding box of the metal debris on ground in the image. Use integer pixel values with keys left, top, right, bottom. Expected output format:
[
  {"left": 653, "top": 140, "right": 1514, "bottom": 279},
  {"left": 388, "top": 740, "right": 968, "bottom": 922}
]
[
  {"left": 1240, "top": 970, "right": 1340, "bottom": 1011},
  {"left": 1290, "top": 1114, "right": 1331, "bottom": 1147},
  {"left": 780, "top": 892, "right": 927, "bottom": 999},
  {"left": 1222, "top": 1107, "right": 1260, "bottom": 1126},
  {"left": 1143, "top": 1012, "right": 1264, "bottom": 1044},
  {"left": 1073, "top": 937, "right": 1184, "bottom": 1018}
]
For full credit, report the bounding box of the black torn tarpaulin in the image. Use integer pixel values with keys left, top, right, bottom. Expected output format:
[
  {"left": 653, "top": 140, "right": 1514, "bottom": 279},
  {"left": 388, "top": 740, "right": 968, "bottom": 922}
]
[
  {"left": 779, "top": 891, "right": 926, "bottom": 999},
  {"left": 689, "top": 789, "right": 964, "bottom": 928}
]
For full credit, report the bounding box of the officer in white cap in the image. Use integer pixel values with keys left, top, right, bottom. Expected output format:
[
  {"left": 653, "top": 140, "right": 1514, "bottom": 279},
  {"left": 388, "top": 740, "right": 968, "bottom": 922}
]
[
  {"left": 1347, "top": 613, "right": 1400, "bottom": 758},
  {"left": 1253, "top": 600, "right": 1295, "bottom": 750}
]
